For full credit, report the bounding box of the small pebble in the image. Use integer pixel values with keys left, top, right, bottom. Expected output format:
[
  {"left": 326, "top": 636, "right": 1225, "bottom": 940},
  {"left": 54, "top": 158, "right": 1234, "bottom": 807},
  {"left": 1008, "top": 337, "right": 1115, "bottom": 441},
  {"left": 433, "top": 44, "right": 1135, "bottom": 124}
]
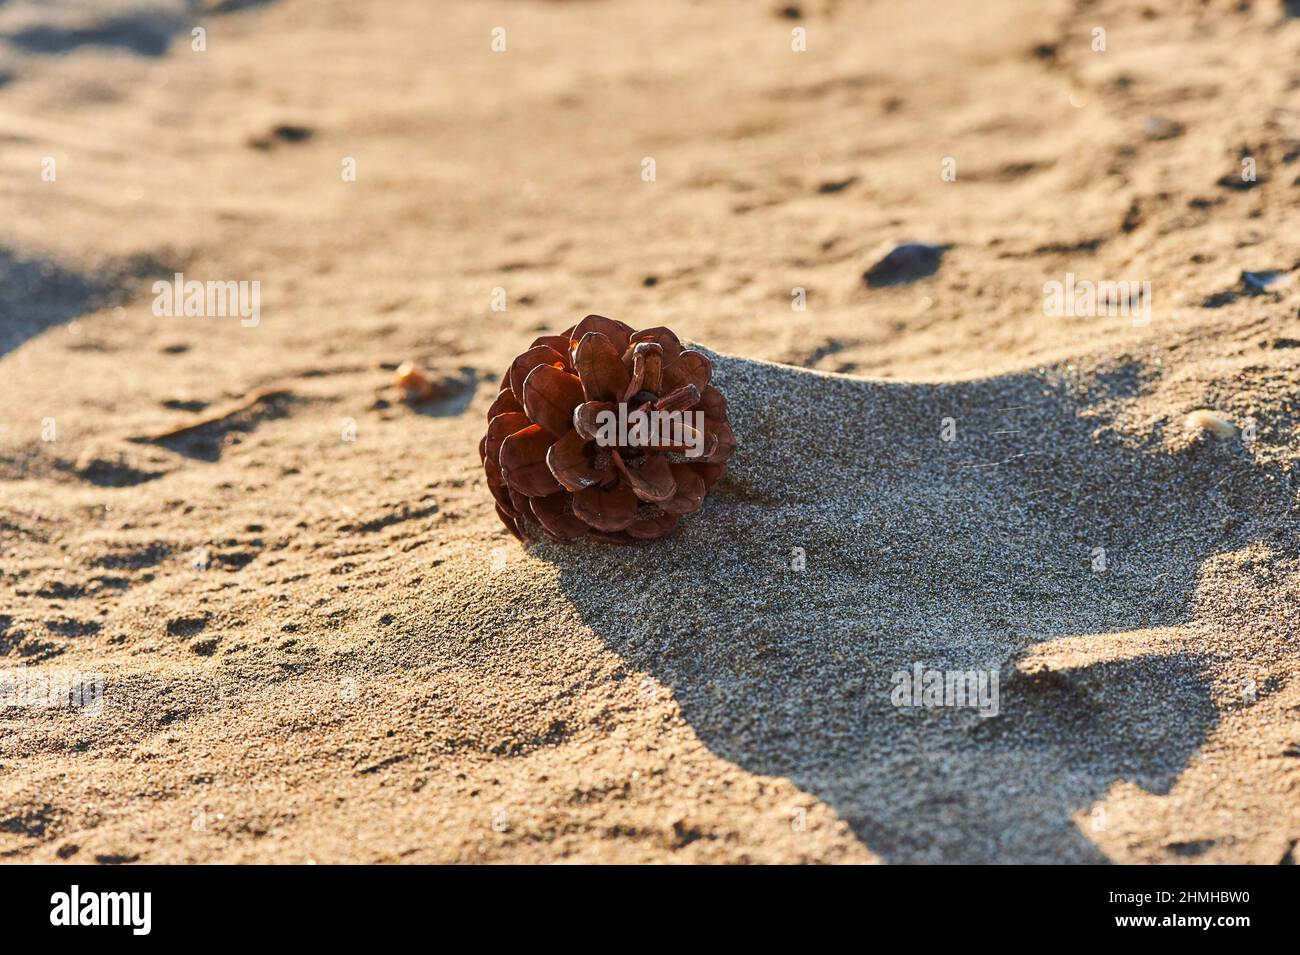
[
  {"left": 1184, "top": 409, "right": 1235, "bottom": 441},
  {"left": 864, "top": 243, "right": 948, "bottom": 288},
  {"left": 394, "top": 361, "right": 447, "bottom": 402},
  {"left": 1142, "top": 116, "right": 1184, "bottom": 140},
  {"left": 1240, "top": 270, "right": 1290, "bottom": 294}
]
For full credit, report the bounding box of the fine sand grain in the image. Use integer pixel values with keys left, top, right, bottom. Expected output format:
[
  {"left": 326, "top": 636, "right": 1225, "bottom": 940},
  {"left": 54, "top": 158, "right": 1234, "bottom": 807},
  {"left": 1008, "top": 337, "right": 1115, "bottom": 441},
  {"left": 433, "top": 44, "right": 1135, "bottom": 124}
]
[{"left": 1, "top": 0, "right": 1298, "bottom": 863}]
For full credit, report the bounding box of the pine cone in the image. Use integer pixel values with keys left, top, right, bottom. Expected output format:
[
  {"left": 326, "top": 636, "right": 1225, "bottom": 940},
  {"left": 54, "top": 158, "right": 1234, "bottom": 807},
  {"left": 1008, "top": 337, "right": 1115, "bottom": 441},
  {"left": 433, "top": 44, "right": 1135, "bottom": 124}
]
[{"left": 481, "top": 315, "right": 735, "bottom": 544}]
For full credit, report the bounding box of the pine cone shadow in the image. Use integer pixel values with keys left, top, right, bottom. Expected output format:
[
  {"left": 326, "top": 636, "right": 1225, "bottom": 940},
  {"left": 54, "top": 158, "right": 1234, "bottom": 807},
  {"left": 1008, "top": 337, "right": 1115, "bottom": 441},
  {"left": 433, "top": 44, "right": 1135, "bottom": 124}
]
[{"left": 540, "top": 351, "right": 1282, "bottom": 862}]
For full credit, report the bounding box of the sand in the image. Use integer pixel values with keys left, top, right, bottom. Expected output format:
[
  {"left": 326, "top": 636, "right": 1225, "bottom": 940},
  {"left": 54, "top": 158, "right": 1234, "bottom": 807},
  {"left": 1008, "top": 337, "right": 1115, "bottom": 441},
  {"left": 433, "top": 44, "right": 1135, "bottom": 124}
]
[{"left": 0, "top": 0, "right": 1298, "bottom": 863}]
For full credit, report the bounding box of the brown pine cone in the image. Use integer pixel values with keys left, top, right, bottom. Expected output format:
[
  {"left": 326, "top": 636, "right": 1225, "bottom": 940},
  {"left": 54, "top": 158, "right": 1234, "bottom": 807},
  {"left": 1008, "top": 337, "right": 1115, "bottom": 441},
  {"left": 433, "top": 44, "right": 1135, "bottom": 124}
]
[{"left": 480, "top": 315, "right": 735, "bottom": 544}]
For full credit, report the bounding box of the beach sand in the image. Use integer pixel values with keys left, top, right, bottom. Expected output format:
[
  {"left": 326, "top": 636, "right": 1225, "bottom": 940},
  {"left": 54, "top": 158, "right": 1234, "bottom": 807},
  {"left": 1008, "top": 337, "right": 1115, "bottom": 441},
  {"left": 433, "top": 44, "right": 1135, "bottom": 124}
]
[{"left": 0, "top": 0, "right": 1298, "bottom": 863}]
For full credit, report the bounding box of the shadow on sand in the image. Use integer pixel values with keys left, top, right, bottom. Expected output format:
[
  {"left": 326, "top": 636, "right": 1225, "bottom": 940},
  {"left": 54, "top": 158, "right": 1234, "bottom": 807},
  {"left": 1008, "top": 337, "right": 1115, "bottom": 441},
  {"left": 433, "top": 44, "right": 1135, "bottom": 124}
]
[
  {"left": 538, "top": 352, "right": 1284, "bottom": 862},
  {"left": 2, "top": 0, "right": 281, "bottom": 59},
  {"left": 0, "top": 248, "right": 176, "bottom": 358}
]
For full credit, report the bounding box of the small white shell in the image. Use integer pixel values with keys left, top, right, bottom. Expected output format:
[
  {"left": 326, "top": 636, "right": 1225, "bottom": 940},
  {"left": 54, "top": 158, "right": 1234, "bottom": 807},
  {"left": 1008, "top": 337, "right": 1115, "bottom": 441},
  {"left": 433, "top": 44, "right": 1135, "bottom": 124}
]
[{"left": 1184, "top": 409, "right": 1235, "bottom": 441}]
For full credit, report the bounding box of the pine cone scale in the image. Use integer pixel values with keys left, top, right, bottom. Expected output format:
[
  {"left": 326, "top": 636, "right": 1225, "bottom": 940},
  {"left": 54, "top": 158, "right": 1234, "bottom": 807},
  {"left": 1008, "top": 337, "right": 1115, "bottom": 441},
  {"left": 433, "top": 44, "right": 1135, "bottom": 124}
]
[
  {"left": 485, "top": 411, "right": 530, "bottom": 463},
  {"left": 487, "top": 388, "right": 524, "bottom": 420},
  {"left": 546, "top": 428, "right": 607, "bottom": 491},
  {"left": 498, "top": 424, "right": 563, "bottom": 497},
  {"left": 508, "top": 344, "right": 568, "bottom": 401},
  {"left": 573, "top": 482, "right": 639, "bottom": 532},
  {"left": 661, "top": 463, "right": 705, "bottom": 514},
  {"left": 629, "top": 326, "right": 682, "bottom": 361},
  {"left": 530, "top": 491, "right": 589, "bottom": 541},
  {"left": 573, "top": 331, "right": 629, "bottom": 402},
  {"left": 663, "top": 350, "right": 711, "bottom": 392},
  {"left": 570, "top": 314, "right": 632, "bottom": 355},
  {"left": 521, "top": 363, "right": 585, "bottom": 437},
  {"left": 573, "top": 400, "right": 614, "bottom": 441},
  {"left": 612, "top": 449, "right": 676, "bottom": 503}
]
